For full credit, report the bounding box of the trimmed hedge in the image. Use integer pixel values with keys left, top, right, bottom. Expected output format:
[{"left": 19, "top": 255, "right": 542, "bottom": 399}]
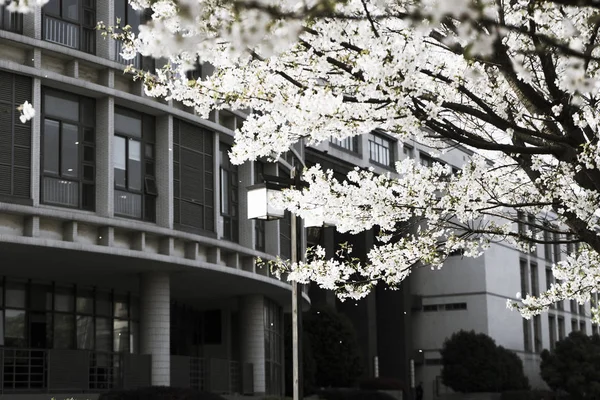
[
  {"left": 318, "top": 389, "right": 399, "bottom": 400},
  {"left": 97, "top": 386, "right": 228, "bottom": 400}
]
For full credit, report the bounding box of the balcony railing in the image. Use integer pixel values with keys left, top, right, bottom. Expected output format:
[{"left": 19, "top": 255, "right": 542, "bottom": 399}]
[
  {"left": 115, "top": 40, "right": 155, "bottom": 71},
  {"left": 42, "top": 177, "right": 79, "bottom": 208},
  {"left": 0, "top": 6, "right": 23, "bottom": 33},
  {"left": 43, "top": 15, "right": 95, "bottom": 54},
  {"left": 171, "top": 356, "right": 253, "bottom": 395}
]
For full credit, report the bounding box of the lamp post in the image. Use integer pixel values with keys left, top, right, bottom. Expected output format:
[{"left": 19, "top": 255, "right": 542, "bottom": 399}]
[{"left": 246, "top": 166, "right": 308, "bottom": 400}]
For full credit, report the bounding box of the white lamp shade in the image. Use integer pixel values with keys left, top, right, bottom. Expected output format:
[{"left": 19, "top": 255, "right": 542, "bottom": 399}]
[{"left": 247, "top": 184, "right": 285, "bottom": 220}]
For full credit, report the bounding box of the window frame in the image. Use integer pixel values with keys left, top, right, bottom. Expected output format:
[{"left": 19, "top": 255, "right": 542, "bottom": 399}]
[
  {"left": 220, "top": 142, "right": 239, "bottom": 242},
  {"left": 368, "top": 132, "right": 395, "bottom": 168},
  {"left": 330, "top": 136, "right": 360, "bottom": 154},
  {"left": 113, "top": 107, "right": 156, "bottom": 222},
  {"left": 42, "top": 0, "right": 96, "bottom": 53},
  {"left": 41, "top": 88, "right": 95, "bottom": 211}
]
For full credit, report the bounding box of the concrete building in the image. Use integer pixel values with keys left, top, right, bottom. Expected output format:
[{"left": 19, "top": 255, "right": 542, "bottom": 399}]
[
  {"left": 308, "top": 135, "right": 597, "bottom": 399},
  {"left": 0, "top": 3, "right": 308, "bottom": 397}
]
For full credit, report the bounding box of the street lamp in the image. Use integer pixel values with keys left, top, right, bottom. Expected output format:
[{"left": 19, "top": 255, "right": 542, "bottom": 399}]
[{"left": 247, "top": 166, "right": 307, "bottom": 400}]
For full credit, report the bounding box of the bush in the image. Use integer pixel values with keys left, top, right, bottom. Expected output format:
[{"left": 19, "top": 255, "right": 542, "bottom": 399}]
[
  {"left": 500, "top": 390, "right": 556, "bottom": 400},
  {"left": 318, "top": 388, "right": 398, "bottom": 400},
  {"left": 303, "top": 305, "right": 363, "bottom": 388},
  {"left": 441, "top": 330, "right": 529, "bottom": 393},
  {"left": 97, "top": 387, "right": 227, "bottom": 400},
  {"left": 540, "top": 331, "right": 600, "bottom": 399},
  {"left": 358, "top": 377, "right": 405, "bottom": 391},
  {"left": 284, "top": 313, "right": 317, "bottom": 396}
]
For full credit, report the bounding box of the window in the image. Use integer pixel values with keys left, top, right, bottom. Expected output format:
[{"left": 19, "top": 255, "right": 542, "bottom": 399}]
[
  {"left": 546, "top": 268, "right": 554, "bottom": 309},
  {"left": 523, "top": 319, "right": 532, "bottom": 352},
  {"left": 420, "top": 152, "right": 435, "bottom": 168},
  {"left": 580, "top": 321, "right": 586, "bottom": 334},
  {"left": 402, "top": 144, "right": 413, "bottom": 159},
  {"left": 520, "top": 259, "right": 529, "bottom": 297},
  {"left": 422, "top": 303, "right": 467, "bottom": 312},
  {"left": 42, "top": 89, "right": 95, "bottom": 210},
  {"left": 579, "top": 302, "right": 585, "bottom": 316},
  {"left": 593, "top": 324, "right": 599, "bottom": 336},
  {"left": 368, "top": 133, "right": 394, "bottom": 167},
  {"left": 571, "top": 300, "right": 578, "bottom": 314},
  {"left": 114, "top": 0, "right": 153, "bottom": 69},
  {"left": 566, "top": 233, "right": 574, "bottom": 255},
  {"left": 548, "top": 315, "right": 556, "bottom": 351},
  {"left": 544, "top": 224, "right": 552, "bottom": 260},
  {"left": 558, "top": 317, "right": 565, "bottom": 341},
  {"left": 254, "top": 161, "right": 266, "bottom": 252},
  {"left": 553, "top": 232, "right": 561, "bottom": 263},
  {"left": 204, "top": 310, "right": 221, "bottom": 344},
  {"left": 533, "top": 315, "right": 542, "bottom": 353},
  {"left": 278, "top": 166, "right": 292, "bottom": 259},
  {"left": 572, "top": 319, "right": 578, "bottom": 333},
  {"left": 113, "top": 107, "right": 156, "bottom": 221},
  {"left": 530, "top": 263, "right": 539, "bottom": 297},
  {"left": 220, "top": 143, "right": 238, "bottom": 242},
  {"left": 43, "top": 0, "right": 95, "bottom": 53},
  {"left": 173, "top": 119, "right": 214, "bottom": 233},
  {"left": 423, "top": 305, "right": 438, "bottom": 312},
  {"left": 0, "top": 5, "right": 22, "bottom": 33},
  {"left": 0, "top": 72, "right": 31, "bottom": 201},
  {"left": 331, "top": 136, "right": 359, "bottom": 153},
  {"left": 264, "top": 299, "right": 283, "bottom": 396}
]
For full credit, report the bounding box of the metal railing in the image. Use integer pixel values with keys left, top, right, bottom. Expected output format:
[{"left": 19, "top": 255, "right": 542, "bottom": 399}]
[
  {"left": 0, "top": 5, "right": 23, "bottom": 33},
  {"left": 43, "top": 15, "right": 95, "bottom": 54},
  {"left": 173, "top": 356, "right": 252, "bottom": 395},
  {"left": 3, "top": 348, "right": 46, "bottom": 391},
  {"left": 115, "top": 40, "right": 155, "bottom": 71}
]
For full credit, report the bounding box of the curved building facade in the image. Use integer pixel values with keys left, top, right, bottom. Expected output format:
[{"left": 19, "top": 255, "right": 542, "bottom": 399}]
[{"left": 0, "top": 2, "right": 306, "bottom": 397}]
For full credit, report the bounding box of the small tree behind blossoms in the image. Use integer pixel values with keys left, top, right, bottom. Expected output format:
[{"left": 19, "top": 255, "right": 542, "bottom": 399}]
[
  {"left": 441, "top": 330, "right": 529, "bottom": 393},
  {"left": 540, "top": 331, "right": 600, "bottom": 399}
]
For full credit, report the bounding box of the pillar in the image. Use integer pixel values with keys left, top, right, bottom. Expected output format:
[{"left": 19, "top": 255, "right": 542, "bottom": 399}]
[
  {"left": 140, "top": 271, "right": 171, "bottom": 386},
  {"left": 239, "top": 295, "right": 265, "bottom": 394}
]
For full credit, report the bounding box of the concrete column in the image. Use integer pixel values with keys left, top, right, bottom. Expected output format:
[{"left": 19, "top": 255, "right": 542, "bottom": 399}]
[
  {"left": 96, "top": 97, "right": 114, "bottom": 217},
  {"left": 238, "top": 159, "right": 252, "bottom": 249},
  {"left": 239, "top": 295, "right": 265, "bottom": 394},
  {"left": 155, "top": 115, "right": 173, "bottom": 228},
  {"left": 22, "top": 2, "right": 41, "bottom": 39},
  {"left": 96, "top": 0, "right": 115, "bottom": 60},
  {"left": 31, "top": 78, "right": 41, "bottom": 206},
  {"left": 140, "top": 271, "right": 171, "bottom": 386}
]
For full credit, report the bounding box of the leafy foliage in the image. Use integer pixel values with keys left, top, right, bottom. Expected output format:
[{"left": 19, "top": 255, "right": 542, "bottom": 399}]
[
  {"left": 303, "top": 305, "right": 363, "bottom": 388},
  {"left": 540, "top": 331, "right": 600, "bottom": 399},
  {"left": 441, "top": 330, "right": 529, "bottom": 393}
]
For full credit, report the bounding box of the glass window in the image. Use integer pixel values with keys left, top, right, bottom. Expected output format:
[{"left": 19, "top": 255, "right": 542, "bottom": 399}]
[
  {"left": 204, "top": 310, "right": 221, "bottom": 344},
  {"left": 220, "top": 143, "right": 238, "bottom": 241},
  {"left": 113, "top": 295, "right": 128, "bottom": 319},
  {"left": 96, "top": 291, "right": 111, "bottom": 316},
  {"left": 76, "top": 288, "right": 94, "bottom": 314},
  {"left": 77, "top": 315, "right": 94, "bottom": 350},
  {"left": 114, "top": 136, "right": 126, "bottom": 188},
  {"left": 43, "top": 120, "right": 60, "bottom": 174},
  {"left": 62, "top": 0, "right": 78, "bottom": 20},
  {"left": 130, "top": 321, "right": 138, "bottom": 354},
  {"left": 368, "top": 133, "right": 394, "bottom": 167},
  {"left": 128, "top": 140, "right": 142, "bottom": 191},
  {"left": 115, "top": 111, "right": 141, "bottom": 137},
  {"left": 54, "top": 313, "right": 74, "bottom": 349},
  {"left": 30, "top": 284, "right": 51, "bottom": 311},
  {"left": 55, "top": 287, "right": 74, "bottom": 312},
  {"left": 5, "top": 309, "right": 26, "bottom": 347},
  {"left": 6, "top": 282, "right": 26, "bottom": 308},
  {"left": 96, "top": 317, "right": 112, "bottom": 352},
  {"left": 44, "top": 93, "right": 79, "bottom": 122},
  {"left": 113, "top": 319, "right": 129, "bottom": 352}
]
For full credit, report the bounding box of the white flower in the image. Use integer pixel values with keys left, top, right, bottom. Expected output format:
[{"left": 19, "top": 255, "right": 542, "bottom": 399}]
[{"left": 18, "top": 101, "right": 35, "bottom": 123}]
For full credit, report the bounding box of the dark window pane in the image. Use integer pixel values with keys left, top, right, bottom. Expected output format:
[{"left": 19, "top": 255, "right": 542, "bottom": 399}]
[
  {"left": 76, "top": 289, "right": 94, "bottom": 314},
  {"left": 77, "top": 315, "right": 94, "bottom": 350},
  {"left": 96, "top": 317, "right": 111, "bottom": 352},
  {"left": 45, "top": 92, "right": 78, "bottom": 121},
  {"left": 43, "top": 119, "right": 60, "bottom": 174},
  {"left": 220, "top": 170, "right": 229, "bottom": 214},
  {"left": 128, "top": 139, "right": 142, "bottom": 191},
  {"left": 5, "top": 309, "right": 25, "bottom": 347},
  {"left": 30, "top": 284, "right": 51, "bottom": 311},
  {"left": 44, "top": 0, "right": 60, "bottom": 15},
  {"left": 83, "top": 165, "right": 94, "bottom": 181},
  {"left": 6, "top": 282, "right": 26, "bottom": 308},
  {"left": 83, "top": 128, "right": 94, "bottom": 143},
  {"left": 145, "top": 144, "right": 153, "bottom": 159},
  {"left": 115, "top": 110, "right": 141, "bottom": 137},
  {"left": 62, "top": 0, "right": 78, "bottom": 20},
  {"left": 83, "top": 145, "right": 94, "bottom": 162},
  {"left": 54, "top": 313, "right": 74, "bottom": 349},
  {"left": 130, "top": 321, "right": 138, "bottom": 354},
  {"left": 61, "top": 123, "right": 79, "bottom": 177},
  {"left": 113, "top": 319, "right": 129, "bottom": 352},
  {"left": 114, "top": 295, "right": 128, "bottom": 319},
  {"left": 204, "top": 310, "right": 221, "bottom": 344},
  {"left": 96, "top": 291, "right": 111, "bottom": 316},
  {"left": 55, "top": 286, "right": 74, "bottom": 312},
  {"left": 114, "top": 0, "right": 126, "bottom": 23},
  {"left": 114, "top": 136, "right": 126, "bottom": 188},
  {"left": 82, "top": 183, "right": 95, "bottom": 210},
  {"left": 127, "top": 8, "right": 141, "bottom": 35}
]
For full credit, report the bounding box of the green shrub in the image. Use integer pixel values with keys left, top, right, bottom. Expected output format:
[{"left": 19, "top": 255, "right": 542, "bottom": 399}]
[
  {"left": 441, "top": 330, "right": 529, "bottom": 393},
  {"left": 284, "top": 314, "right": 317, "bottom": 396},
  {"left": 318, "top": 388, "right": 398, "bottom": 400},
  {"left": 303, "top": 305, "right": 363, "bottom": 388},
  {"left": 540, "top": 331, "right": 600, "bottom": 399},
  {"left": 358, "top": 377, "right": 405, "bottom": 391},
  {"left": 97, "top": 386, "right": 227, "bottom": 400}
]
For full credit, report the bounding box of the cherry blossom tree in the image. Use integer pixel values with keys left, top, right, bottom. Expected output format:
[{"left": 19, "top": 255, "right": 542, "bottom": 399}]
[{"left": 8, "top": 0, "right": 600, "bottom": 319}]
